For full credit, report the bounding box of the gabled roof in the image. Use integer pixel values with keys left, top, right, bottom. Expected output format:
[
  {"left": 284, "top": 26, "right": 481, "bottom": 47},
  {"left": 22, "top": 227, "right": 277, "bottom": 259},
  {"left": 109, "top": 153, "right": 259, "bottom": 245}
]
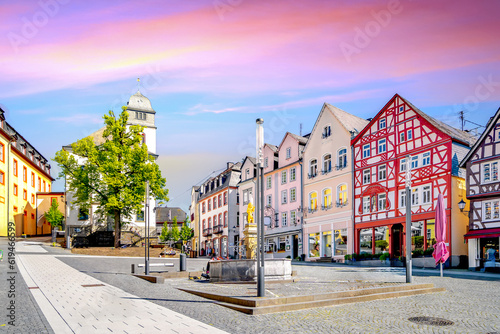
[
  {"left": 460, "top": 107, "right": 500, "bottom": 168},
  {"left": 303, "top": 103, "right": 368, "bottom": 152},
  {"left": 277, "top": 132, "right": 308, "bottom": 151},
  {"left": 264, "top": 143, "right": 278, "bottom": 153},
  {"left": 241, "top": 156, "right": 256, "bottom": 166},
  {"left": 156, "top": 206, "right": 187, "bottom": 223},
  {"left": 352, "top": 94, "right": 477, "bottom": 147}
]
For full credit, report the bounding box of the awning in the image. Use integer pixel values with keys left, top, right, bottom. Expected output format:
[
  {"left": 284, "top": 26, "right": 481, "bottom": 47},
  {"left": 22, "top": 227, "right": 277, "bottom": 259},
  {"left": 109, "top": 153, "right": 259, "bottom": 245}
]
[{"left": 464, "top": 228, "right": 500, "bottom": 240}]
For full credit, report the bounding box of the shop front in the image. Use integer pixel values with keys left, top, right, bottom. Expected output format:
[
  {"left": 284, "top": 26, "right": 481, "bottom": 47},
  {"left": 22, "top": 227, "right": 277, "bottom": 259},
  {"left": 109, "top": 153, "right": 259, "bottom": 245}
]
[{"left": 465, "top": 228, "right": 500, "bottom": 271}]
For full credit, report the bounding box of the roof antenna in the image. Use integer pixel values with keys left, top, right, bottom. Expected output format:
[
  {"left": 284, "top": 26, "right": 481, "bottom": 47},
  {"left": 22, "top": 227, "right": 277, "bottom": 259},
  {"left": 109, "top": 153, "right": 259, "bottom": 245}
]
[
  {"left": 459, "top": 110, "right": 464, "bottom": 131},
  {"left": 137, "top": 77, "right": 141, "bottom": 93},
  {"left": 300, "top": 123, "right": 303, "bottom": 136}
]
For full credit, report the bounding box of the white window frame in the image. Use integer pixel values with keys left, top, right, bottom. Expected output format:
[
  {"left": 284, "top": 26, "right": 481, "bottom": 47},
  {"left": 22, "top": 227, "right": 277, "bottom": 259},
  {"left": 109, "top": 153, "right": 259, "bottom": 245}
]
[
  {"left": 400, "top": 189, "right": 407, "bottom": 208},
  {"left": 309, "top": 159, "right": 317, "bottom": 177},
  {"left": 363, "top": 144, "right": 370, "bottom": 158},
  {"left": 290, "top": 167, "right": 296, "bottom": 181},
  {"left": 378, "top": 138, "right": 386, "bottom": 154},
  {"left": 422, "top": 152, "right": 431, "bottom": 166},
  {"left": 483, "top": 200, "right": 500, "bottom": 221},
  {"left": 363, "top": 169, "right": 371, "bottom": 184},
  {"left": 337, "top": 148, "right": 347, "bottom": 169},
  {"left": 422, "top": 185, "right": 431, "bottom": 204},
  {"left": 290, "top": 187, "right": 296, "bottom": 202},
  {"left": 264, "top": 157, "right": 268, "bottom": 168},
  {"left": 281, "top": 212, "right": 288, "bottom": 226},
  {"left": 281, "top": 190, "right": 287, "bottom": 204},
  {"left": 483, "top": 161, "right": 499, "bottom": 183},
  {"left": 400, "top": 158, "right": 407, "bottom": 172},
  {"left": 379, "top": 118, "right": 386, "bottom": 130},
  {"left": 411, "top": 188, "right": 419, "bottom": 206},
  {"left": 407, "top": 129, "right": 413, "bottom": 140},
  {"left": 362, "top": 197, "right": 370, "bottom": 213},
  {"left": 267, "top": 175, "right": 272, "bottom": 189},
  {"left": 323, "top": 125, "right": 331, "bottom": 138},
  {"left": 400, "top": 132, "right": 405, "bottom": 142},
  {"left": 266, "top": 194, "right": 272, "bottom": 206},
  {"left": 337, "top": 184, "right": 347, "bottom": 206},
  {"left": 378, "top": 164, "right": 386, "bottom": 181},
  {"left": 281, "top": 170, "right": 287, "bottom": 184},
  {"left": 286, "top": 147, "right": 291, "bottom": 159},
  {"left": 378, "top": 193, "right": 386, "bottom": 211},
  {"left": 411, "top": 155, "right": 419, "bottom": 169},
  {"left": 290, "top": 211, "right": 296, "bottom": 225},
  {"left": 323, "top": 153, "right": 332, "bottom": 173}
]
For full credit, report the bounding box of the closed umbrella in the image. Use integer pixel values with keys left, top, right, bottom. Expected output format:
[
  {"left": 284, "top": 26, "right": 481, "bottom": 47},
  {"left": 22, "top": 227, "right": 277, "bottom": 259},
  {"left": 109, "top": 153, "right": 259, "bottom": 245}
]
[{"left": 432, "top": 193, "right": 449, "bottom": 277}]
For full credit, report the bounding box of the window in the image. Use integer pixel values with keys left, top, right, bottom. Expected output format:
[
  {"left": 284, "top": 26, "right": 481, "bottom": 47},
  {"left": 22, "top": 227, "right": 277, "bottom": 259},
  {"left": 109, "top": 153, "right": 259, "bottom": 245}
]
[
  {"left": 0, "top": 142, "right": 4, "bottom": 162},
  {"left": 309, "top": 192, "right": 318, "bottom": 211},
  {"left": 290, "top": 211, "right": 297, "bottom": 225},
  {"left": 290, "top": 167, "right": 296, "bottom": 181},
  {"left": 281, "top": 212, "right": 287, "bottom": 226},
  {"left": 281, "top": 190, "right": 287, "bottom": 204},
  {"left": 400, "top": 189, "right": 407, "bottom": 207},
  {"left": 0, "top": 171, "right": 4, "bottom": 185},
  {"left": 208, "top": 199, "right": 211, "bottom": 211},
  {"left": 371, "top": 195, "right": 377, "bottom": 212},
  {"left": 400, "top": 106, "right": 404, "bottom": 112},
  {"left": 23, "top": 167, "right": 27, "bottom": 182},
  {"left": 218, "top": 213, "right": 222, "bottom": 227},
  {"left": 323, "top": 154, "right": 332, "bottom": 173},
  {"left": 363, "top": 169, "right": 371, "bottom": 184},
  {"left": 400, "top": 132, "right": 405, "bottom": 142},
  {"left": 411, "top": 188, "right": 419, "bottom": 206},
  {"left": 483, "top": 161, "right": 499, "bottom": 183},
  {"left": 407, "top": 129, "right": 413, "bottom": 140},
  {"left": 290, "top": 187, "right": 296, "bottom": 202},
  {"left": 213, "top": 197, "right": 217, "bottom": 209},
  {"left": 323, "top": 125, "right": 331, "bottom": 138},
  {"left": 286, "top": 147, "right": 291, "bottom": 159},
  {"left": 31, "top": 172, "right": 35, "bottom": 187},
  {"left": 43, "top": 180, "right": 46, "bottom": 192},
  {"left": 337, "top": 184, "right": 347, "bottom": 206},
  {"left": 411, "top": 155, "right": 418, "bottom": 169},
  {"left": 245, "top": 168, "right": 250, "bottom": 179},
  {"left": 337, "top": 148, "right": 347, "bottom": 169},
  {"left": 363, "top": 197, "right": 370, "bottom": 213},
  {"left": 422, "top": 152, "right": 431, "bottom": 166},
  {"left": 202, "top": 202, "right": 206, "bottom": 213},
  {"left": 266, "top": 195, "right": 272, "bottom": 206},
  {"left": 23, "top": 189, "right": 27, "bottom": 200},
  {"left": 78, "top": 209, "right": 89, "bottom": 220},
  {"left": 363, "top": 144, "right": 370, "bottom": 158},
  {"left": 224, "top": 192, "right": 228, "bottom": 205},
  {"left": 218, "top": 194, "right": 222, "bottom": 207},
  {"left": 264, "top": 157, "right": 268, "bottom": 168},
  {"left": 309, "top": 159, "right": 317, "bottom": 178},
  {"left": 422, "top": 185, "right": 431, "bottom": 204},
  {"left": 379, "top": 118, "right": 386, "bottom": 130},
  {"left": 266, "top": 176, "right": 272, "bottom": 189},
  {"left": 243, "top": 189, "right": 252, "bottom": 205},
  {"left": 378, "top": 193, "right": 386, "bottom": 211},
  {"left": 202, "top": 219, "right": 206, "bottom": 230},
  {"left": 208, "top": 217, "right": 212, "bottom": 228},
  {"left": 38, "top": 177, "right": 41, "bottom": 191},
  {"left": 281, "top": 170, "right": 287, "bottom": 184},
  {"left": 13, "top": 184, "right": 18, "bottom": 196},
  {"left": 13, "top": 159, "right": 18, "bottom": 176},
  {"left": 378, "top": 139, "right": 386, "bottom": 154},
  {"left": 136, "top": 211, "right": 144, "bottom": 221},
  {"left": 378, "top": 164, "right": 386, "bottom": 181},
  {"left": 31, "top": 194, "right": 35, "bottom": 205},
  {"left": 484, "top": 200, "right": 500, "bottom": 221},
  {"left": 213, "top": 215, "right": 217, "bottom": 226},
  {"left": 400, "top": 158, "right": 407, "bottom": 172},
  {"left": 323, "top": 188, "right": 332, "bottom": 209},
  {"left": 224, "top": 211, "right": 228, "bottom": 227}
]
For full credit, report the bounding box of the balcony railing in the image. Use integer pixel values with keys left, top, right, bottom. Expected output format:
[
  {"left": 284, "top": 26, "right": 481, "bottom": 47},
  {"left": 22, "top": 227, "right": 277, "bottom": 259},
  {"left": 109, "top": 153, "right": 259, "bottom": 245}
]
[
  {"left": 308, "top": 172, "right": 317, "bottom": 179},
  {"left": 321, "top": 204, "right": 333, "bottom": 211},
  {"left": 213, "top": 225, "right": 224, "bottom": 234},
  {"left": 335, "top": 162, "right": 347, "bottom": 171},
  {"left": 321, "top": 168, "right": 332, "bottom": 175},
  {"left": 308, "top": 207, "right": 318, "bottom": 213},
  {"left": 202, "top": 228, "right": 213, "bottom": 237},
  {"left": 336, "top": 200, "right": 348, "bottom": 208}
]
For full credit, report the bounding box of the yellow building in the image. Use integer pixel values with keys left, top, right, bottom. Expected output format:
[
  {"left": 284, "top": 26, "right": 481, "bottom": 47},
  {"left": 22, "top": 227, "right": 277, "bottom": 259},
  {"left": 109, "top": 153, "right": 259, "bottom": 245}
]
[{"left": 0, "top": 108, "right": 54, "bottom": 236}]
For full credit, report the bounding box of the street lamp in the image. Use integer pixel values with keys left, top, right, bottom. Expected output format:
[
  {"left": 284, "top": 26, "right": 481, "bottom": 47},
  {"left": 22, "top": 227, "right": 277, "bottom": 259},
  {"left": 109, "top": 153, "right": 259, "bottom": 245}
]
[
  {"left": 255, "top": 118, "right": 265, "bottom": 297},
  {"left": 405, "top": 156, "right": 412, "bottom": 283}
]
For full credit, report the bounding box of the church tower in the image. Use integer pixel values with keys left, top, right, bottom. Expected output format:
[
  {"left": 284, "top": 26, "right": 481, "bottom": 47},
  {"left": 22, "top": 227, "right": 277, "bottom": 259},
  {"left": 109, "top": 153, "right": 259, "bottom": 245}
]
[{"left": 126, "top": 90, "right": 157, "bottom": 155}]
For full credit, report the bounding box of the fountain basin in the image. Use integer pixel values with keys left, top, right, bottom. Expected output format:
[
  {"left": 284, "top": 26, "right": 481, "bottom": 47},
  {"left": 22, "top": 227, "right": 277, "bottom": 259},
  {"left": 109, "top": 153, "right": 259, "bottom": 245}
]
[{"left": 209, "top": 259, "right": 292, "bottom": 283}]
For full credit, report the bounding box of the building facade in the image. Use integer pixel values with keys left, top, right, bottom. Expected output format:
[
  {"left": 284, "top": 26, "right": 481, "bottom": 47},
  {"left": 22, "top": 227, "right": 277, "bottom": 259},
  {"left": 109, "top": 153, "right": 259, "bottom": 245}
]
[
  {"left": 1, "top": 108, "right": 54, "bottom": 236},
  {"left": 351, "top": 94, "right": 475, "bottom": 266},
  {"left": 64, "top": 90, "right": 157, "bottom": 238},
  {"left": 189, "top": 186, "right": 200, "bottom": 254},
  {"left": 199, "top": 162, "right": 241, "bottom": 257},
  {"left": 236, "top": 157, "right": 256, "bottom": 259},
  {"left": 263, "top": 133, "right": 307, "bottom": 259},
  {"left": 302, "top": 104, "right": 368, "bottom": 261},
  {"left": 460, "top": 107, "right": 500, "bottom": 270}
]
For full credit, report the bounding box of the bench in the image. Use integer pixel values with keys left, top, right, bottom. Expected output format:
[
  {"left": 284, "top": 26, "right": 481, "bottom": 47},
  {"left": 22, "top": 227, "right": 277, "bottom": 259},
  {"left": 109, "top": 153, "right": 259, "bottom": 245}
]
[{"left": 131, "top": 263, "right": 174, "bottom": 274}]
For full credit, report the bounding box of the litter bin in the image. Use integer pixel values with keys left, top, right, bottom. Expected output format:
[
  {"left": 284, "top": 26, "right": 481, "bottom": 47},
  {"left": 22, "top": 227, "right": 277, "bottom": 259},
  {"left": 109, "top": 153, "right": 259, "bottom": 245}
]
[{"left": 180, "top": 253, "right": 186, "bottom": 271}]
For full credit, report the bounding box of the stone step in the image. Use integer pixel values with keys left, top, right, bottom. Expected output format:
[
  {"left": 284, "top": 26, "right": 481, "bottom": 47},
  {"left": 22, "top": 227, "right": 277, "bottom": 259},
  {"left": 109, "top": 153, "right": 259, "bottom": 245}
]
[{"left": 180, "top": 283, "right": 445, "bottom": 315}]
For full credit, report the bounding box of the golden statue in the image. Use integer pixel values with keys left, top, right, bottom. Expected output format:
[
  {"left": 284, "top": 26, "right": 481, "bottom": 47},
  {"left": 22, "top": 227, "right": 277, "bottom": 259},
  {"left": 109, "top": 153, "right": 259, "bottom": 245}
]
[{"left": 246, "top": 201, "right": 255, "bottom": 225}]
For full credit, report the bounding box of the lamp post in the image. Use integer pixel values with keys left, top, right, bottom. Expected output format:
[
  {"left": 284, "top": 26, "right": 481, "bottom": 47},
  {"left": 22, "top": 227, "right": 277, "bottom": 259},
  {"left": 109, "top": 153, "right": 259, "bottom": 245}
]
[
  {"left": 144, "top": 181, "right": 150, "bottom": 275},
  {"left": 256, "top": 118, "right": 265, "bottom": 297},
  {"left": 405, "top": 156, "right": 412, "bottom": 283}
]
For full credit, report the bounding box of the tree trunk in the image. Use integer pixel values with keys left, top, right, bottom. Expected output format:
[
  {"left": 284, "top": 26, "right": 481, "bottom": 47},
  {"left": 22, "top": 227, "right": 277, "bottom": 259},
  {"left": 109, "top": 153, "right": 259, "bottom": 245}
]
[{"left": 114, "top": 210, "right": 121, "bottom": 248}]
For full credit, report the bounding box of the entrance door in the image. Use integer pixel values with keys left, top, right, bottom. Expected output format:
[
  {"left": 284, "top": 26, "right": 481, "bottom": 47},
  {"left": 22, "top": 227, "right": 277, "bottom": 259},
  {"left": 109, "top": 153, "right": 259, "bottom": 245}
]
[
  {"left": 293, "top": 235, "right": 298, "bottom": 259},
  {"left": 391, "top": 224, "right": 403, "bottom": 258}
]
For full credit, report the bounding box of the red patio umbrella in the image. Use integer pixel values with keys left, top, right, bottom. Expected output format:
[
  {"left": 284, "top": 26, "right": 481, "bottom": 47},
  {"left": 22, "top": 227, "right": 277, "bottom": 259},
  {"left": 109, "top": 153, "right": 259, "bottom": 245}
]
[{"left": 433, "top": 193, "right": 449, "bottom": 277}]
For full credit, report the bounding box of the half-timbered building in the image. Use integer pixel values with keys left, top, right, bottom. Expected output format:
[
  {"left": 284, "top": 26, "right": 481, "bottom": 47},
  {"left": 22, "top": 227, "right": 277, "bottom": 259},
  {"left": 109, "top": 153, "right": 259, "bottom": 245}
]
[
  {"left": 351, "top": 94, "right": 476, "bottom": 267},
  {"left": 460, "top": 107, "right": 500, "bottom": 270}
]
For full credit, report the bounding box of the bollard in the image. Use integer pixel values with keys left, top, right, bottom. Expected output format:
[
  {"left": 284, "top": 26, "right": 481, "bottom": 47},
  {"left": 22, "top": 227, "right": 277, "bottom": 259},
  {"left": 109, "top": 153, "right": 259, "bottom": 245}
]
[{"left": 180, "top": 253, "right": 186, "bottom": 271}]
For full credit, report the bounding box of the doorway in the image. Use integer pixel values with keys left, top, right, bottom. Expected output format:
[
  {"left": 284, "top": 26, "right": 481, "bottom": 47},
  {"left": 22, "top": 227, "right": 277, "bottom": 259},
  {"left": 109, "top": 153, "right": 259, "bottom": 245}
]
[
  {"left": 391, "top": 224, "right": 403, "bottom": 258},
  {"left": 293, "top": 235, "right": 299, "bottom": 259}
]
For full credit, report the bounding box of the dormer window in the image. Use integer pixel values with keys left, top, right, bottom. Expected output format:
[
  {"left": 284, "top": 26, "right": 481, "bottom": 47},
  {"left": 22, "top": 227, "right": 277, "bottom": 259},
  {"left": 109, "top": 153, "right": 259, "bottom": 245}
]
[
  {"left": 322, "top": 126, "right": 331, "bottom": 139},
  {"left": 286, "top": 147, "right": 291, "bottom": 159},
  {"left": 264, "top": 157, "right": 268, "bottom": 168}
]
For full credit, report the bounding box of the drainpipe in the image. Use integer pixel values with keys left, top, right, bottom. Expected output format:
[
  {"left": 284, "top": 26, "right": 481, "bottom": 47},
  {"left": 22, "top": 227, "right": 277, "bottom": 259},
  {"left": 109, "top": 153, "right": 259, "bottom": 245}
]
[
  {"left": 299, "top": 160, "right": 304, "bottom": 259},
  {"left": 6, "top": 139, "right": 12, "bottom": 235},
  {"left": 350, "top": 132, "right": 356, "bottom": 255}
]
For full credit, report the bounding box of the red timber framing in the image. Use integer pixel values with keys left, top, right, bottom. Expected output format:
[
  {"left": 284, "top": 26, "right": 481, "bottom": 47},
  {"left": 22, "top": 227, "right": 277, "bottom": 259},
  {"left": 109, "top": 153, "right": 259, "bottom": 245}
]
[{"left": 351, "top": 94, "right": 464, "bottom": 258}]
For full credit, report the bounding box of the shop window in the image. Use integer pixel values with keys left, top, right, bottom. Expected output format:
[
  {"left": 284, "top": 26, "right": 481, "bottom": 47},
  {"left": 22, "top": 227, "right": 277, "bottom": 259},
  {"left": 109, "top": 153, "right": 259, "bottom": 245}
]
[
  {"left": 374, "top": 226, "right": 389, "bottom": 253},
  {"left": 309, "top": 233, "right": 320, "bottom": 257},
  {"left": 360, "top": 228, "right": 373, "bottom": 254},
  {"left": 334, "top": 229, "right": 348, "bottom": 255}
]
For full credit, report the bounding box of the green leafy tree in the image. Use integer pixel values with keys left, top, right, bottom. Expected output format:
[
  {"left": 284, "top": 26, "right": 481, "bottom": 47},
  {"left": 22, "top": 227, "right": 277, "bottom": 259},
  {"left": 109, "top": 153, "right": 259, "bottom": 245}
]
[
  {"left": 170, "top": 216, "right": 180, "bottom": 245},
  {"left": 45, "top": 198, "right": 64, "bottom": 228},
  {"left": 160, "top": 222, "right": 171, "bottom": 243},
  {"left": 180, "top": 222, "right": 194, "bottom": 245},
  {"left": 53, "top": 108, "right": 168, "bottom": 248}
]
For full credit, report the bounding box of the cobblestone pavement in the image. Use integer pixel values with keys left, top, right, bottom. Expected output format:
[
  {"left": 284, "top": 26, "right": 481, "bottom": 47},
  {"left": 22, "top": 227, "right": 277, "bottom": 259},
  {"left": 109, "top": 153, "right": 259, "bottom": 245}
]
[
  {"left": 57, "top": 255, "right": 500, "bottom": 334},
  {"left": 3, "top": 238, "right": 500, "bottom": 334},
  {"left": 0, "top": 238, "right": 54, "bottom": 334}
]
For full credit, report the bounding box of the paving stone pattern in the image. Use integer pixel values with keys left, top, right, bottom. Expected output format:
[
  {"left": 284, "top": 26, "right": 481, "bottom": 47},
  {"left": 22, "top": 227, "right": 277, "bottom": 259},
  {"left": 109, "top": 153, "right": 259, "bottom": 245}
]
[{"left": 58, "top": 256, "right": 500, "bottom": 334}]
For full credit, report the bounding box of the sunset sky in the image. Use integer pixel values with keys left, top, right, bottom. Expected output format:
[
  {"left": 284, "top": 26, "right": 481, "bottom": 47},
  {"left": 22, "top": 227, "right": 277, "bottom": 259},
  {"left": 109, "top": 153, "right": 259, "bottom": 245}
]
[{"left": 2, "top": 0, "right": 499, "bottom": 211}]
